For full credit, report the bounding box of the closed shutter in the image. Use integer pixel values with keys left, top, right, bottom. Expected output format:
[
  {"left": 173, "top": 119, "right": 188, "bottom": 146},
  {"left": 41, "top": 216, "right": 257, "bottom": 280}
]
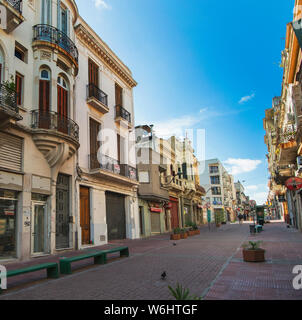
[
  {"left": 39, "top": 80, "right": 50, "bottom": 113},
  {"left": 15, "top": 74, "right": 23, "bottom": 105},
  {"left": 0, "top": 132, "right": 23, "bottom": 171},
  {"left": 115, "top": 83, "right": 123, "bottom": 106},
  {"left": 88, "top": 59, "right": 99, "bottom": 86},
  {"left": 0, "top": 63, "right": 2, "bottom": 83},
  {"left": 90, "top": 118, "right": 101, "bottom": 156}
]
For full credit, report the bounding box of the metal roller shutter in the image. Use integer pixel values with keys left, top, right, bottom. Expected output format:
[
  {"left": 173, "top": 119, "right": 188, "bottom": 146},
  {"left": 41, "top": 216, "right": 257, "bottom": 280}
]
[{"left": 0, "top": 132, "right": 23, "bottom": 171}]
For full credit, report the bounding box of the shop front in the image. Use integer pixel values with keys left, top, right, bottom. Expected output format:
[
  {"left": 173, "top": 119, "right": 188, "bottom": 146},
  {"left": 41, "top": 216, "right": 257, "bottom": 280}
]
[{"left": 0, "top": 189, "right": 18, "bottom": 259}]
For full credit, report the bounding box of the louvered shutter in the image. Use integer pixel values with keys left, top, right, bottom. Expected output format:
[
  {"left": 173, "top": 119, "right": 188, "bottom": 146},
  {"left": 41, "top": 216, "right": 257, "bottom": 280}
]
[{"left": 0, "top": 132, "right": 23, "bottom": 171}]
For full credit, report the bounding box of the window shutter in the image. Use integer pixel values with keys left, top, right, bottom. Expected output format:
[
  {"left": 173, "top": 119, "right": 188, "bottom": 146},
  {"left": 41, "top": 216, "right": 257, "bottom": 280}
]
[
  {"left": 182, "top": 163, "right": 187, "bottom": 179},
  {"left": 90, "top": 118, "right": 101, "bottom": 156},
  {"left": 15, "top": 74, "right": 23, "bottom": 105},
  {"left": 57, "top": 0, "right": 61, "bottom": 29},
  {"left": 66, "top": 9, "right": 70, "bottom": 36},
  {"left": 39, "top": 80, "right": 50, "bottom": 113},
  {"left": 0, "top": 132, "right": 23, "bottom": 171},
  {"left": 0, "top": 63, "right": 2, "bottom": 83}
]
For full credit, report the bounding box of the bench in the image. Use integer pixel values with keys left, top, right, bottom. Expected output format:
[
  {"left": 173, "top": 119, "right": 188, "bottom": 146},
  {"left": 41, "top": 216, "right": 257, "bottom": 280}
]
[
  {"left": 59, "top": 252, "right": 106, "bottom": 275},
  {"left": 255, "top": 225, "right": 263, "bottom": 233},
  {"left": 0, "top": 262, "right": 59, "bottom": 294},
  {"left": 101, "top": 246, "right": 129, "bottom": 264}
]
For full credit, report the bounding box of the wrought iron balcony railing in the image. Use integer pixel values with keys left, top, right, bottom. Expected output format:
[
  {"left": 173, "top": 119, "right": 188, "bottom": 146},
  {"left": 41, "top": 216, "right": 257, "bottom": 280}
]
[
  {"left": 87, "top": 83, "right": 108, "bottom": 106},
  {"left": 0, "top": 83, "right": 18, "bottom": 114},
  {"left": 6, "top": 0, "right": 22, "bottom": 13},
  {"left": 89, "top": 153, "right": 137, "bottom": 180},
  {"left": 33, "top": 24, "right": 78, "bottom": 63},
  {"left": 280, "top": 124, "right": 297, "bottom": 144},
  {"left": 31, "top": 110, "right": 79, "bottom": 141},
  {"left": 115, "top": 105, "right": 131, "bottom": 123}
]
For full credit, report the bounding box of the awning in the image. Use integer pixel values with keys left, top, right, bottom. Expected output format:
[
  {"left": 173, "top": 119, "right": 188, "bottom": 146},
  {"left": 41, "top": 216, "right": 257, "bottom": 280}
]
[{"left": 292, "top": 19, "right": 302, "bottom": 48}]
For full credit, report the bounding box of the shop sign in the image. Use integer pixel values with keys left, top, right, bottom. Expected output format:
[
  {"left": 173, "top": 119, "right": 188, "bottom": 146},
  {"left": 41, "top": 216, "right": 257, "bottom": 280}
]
[
  {"left": 150, "top": 207, "right": 162, "bottom": 213},
  {"left": 285, "top": 177, "right": 302, "bottom": 191}
]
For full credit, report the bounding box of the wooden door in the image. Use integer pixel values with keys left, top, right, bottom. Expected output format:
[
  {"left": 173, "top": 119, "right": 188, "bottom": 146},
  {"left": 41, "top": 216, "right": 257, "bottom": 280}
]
[
  {"left": 57, "top": 85, "right": 68, "bottom": 134},
  {"left": 80, "top": 186, "right": 90, "bottom": 245},
  {"left": 170, "top": 198, "right": 179, "bottom": 229},
  {"left": 39, "top": 80, "right": 50, "bottom": 129}
]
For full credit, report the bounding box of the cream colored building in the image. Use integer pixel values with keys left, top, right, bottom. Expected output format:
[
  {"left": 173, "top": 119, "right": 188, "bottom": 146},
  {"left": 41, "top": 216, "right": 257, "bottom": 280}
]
[
  {"left": 0, "top": 0, "right": 139, "bottom": 262},
  {"left": 74, "top": 17, "right": 140, "bottom": 248}
]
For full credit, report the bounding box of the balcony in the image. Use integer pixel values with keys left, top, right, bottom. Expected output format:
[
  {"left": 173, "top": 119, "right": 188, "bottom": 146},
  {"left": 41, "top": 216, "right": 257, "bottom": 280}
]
[
  {"left": 89, "top": 153, "right": 138, "bottom": 186},
  {"left": 115, "top": 105, "right": 132, "bottom": 127},
  {"left": 0, "top": 0, "right": 24, "bottom": 33},
  {"left": 0, "top": 83, "right": 22, "bottom": 127},
  {"left": 164, "top": 176, "right": 183, "bottom": 192},
  {"left": 31, "top": 110, "right": 79, "bottom": 167},
  {"left": 87, "top": 84, "right": 109, "bottom": 114},
  {"left": 32, "top": 25, "right": 78, "bottom": 70}
]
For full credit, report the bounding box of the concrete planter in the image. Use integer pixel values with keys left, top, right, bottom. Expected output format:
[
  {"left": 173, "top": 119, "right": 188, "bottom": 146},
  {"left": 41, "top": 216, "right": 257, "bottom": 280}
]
[
  {"left": 243, "top": 249, "right": 265, "bottom": 262},
  {"left": 188, "top": 230, "right": 195, "bottom": 236},
  {"left": 170, "top": 234, "right": 181, "bottom": 240},
  {"left": 194, "top": 230, "right": 200, "bottom": 235}
]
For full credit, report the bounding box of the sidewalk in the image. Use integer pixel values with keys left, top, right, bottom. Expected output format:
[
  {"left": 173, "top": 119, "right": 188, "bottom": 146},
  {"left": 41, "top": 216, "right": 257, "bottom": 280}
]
[
  {"left": 0, "top": 222, "right": 301, "bottom": 300},
  {"left": 205, "top": 222, "right": 302, "bottom": 300}
]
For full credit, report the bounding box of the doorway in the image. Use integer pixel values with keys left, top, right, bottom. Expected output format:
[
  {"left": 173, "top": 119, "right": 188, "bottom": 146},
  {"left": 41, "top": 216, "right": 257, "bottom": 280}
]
[
  {"left": 80, "top": 186, "right": 91, "bottom": 245},
  {"left": 31, "top": 202, "right": 48, "bottom": 255}
]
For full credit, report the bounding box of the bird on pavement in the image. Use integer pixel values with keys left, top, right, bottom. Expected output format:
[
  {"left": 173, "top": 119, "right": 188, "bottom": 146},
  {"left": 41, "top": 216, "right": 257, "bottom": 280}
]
[
  {"left": 161, "top": 271, "right": 167, "bottom": 280},
  {"left": 173, "top": 243, "right": 177, "bottom": 246}
]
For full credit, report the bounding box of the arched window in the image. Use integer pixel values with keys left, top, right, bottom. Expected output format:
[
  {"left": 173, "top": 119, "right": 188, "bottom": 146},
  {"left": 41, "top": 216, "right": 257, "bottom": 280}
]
[
  {"left": 39, "top": 68, "right": 51, "bottom": 128},
  {"left": 0, "top": 48, "right": 4, "bottom": 83},
  {"left": 57, "top": 75, "right": 69, "bottom": 134}
]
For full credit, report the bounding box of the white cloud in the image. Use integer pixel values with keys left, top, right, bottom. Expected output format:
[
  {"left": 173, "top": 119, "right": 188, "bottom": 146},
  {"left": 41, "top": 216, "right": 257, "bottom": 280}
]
[
  {"left": 239, "top": 93, "right": 255, "bottom": 104},
  {"left": 248, "top": 192, "right": 268, "bottom": 206},
  {"left": 94, "top": 0, "right": 111, "bottom": 9},
  {"left": 245, "top": 185, "right": 258, "bottom": 191},
  {"left": 224, "top": 158, "right": 262, "bottom": 175},
  {"left": 153, "top": 115, "right": 201, "bottom": 139}
]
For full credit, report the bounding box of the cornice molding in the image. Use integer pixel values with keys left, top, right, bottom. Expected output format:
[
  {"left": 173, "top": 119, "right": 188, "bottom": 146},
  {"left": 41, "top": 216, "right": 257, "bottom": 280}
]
[{"left": 75, "top": 24, "right": 137, "bottom": 88}]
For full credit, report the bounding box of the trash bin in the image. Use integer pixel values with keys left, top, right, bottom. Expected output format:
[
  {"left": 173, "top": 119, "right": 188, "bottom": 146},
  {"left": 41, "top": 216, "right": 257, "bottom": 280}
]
[{"left": 250, "top": 225, "right": 256, "bottom": 234}]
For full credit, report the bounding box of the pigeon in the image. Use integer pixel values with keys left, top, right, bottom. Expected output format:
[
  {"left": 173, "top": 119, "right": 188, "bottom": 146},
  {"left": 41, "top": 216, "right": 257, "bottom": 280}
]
[
  {"left": 173, "top": 243, "right": 177, "bottom": 246},
  {"left": 161, "top": 271, "right": 167, "bottom": 280}
]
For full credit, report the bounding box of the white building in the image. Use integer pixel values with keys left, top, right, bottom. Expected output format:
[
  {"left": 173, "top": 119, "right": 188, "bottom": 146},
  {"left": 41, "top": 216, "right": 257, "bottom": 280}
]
[
  {"left": 0, "top": 0, "right": 139, "bottom": 262},
  {"left": 199, "top": 159, "right": 236, "bottom": 223}
]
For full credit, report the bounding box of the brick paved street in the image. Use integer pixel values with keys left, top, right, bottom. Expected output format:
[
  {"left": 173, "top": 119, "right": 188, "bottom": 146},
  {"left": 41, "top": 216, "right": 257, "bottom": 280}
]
[{"left": 0, "top": 222, "right": 301, "bottom": 300}]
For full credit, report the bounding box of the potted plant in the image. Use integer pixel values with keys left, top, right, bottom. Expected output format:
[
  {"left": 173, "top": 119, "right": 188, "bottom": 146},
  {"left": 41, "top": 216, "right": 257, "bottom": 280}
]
[
  {"left": 192, "top": 223, "right": 200, "bottom": 235},
  {"left": 170, "top": 228, "right": 181, "bottom": 240},
  {"left": 180, "top": 228, "right": 188, "bottom": 239},
  {"left": 242, "top": 241, "right": 265, "bottom": 262}
]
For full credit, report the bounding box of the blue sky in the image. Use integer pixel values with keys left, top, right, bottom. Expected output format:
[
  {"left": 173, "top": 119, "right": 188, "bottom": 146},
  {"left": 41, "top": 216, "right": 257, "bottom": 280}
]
[{"left": 77, "top": 0, "right": 294, "bottom": 204}]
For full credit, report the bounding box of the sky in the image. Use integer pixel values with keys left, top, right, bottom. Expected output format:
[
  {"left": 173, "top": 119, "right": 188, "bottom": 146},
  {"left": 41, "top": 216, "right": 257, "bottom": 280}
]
[{"left": 77, "top": 0, "right": 295, "bottom": 205}]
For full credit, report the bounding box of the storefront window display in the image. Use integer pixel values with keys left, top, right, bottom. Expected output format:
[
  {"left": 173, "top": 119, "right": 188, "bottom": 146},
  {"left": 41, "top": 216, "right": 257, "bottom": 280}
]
[{"left": 0, "top": 189, "right": 18, "bottom": 259}]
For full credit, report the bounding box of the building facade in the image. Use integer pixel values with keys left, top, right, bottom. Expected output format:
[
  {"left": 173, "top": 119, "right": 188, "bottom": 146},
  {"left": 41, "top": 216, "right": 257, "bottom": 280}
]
[
  {"left": 199, "top": 159, "right": 236, "bottom": 224},
  {"left": 264, "top": 0, "right": 302, "bottom": 231},
  {"left": 0, "top": 0, "right": 139, "bottom": 262}
]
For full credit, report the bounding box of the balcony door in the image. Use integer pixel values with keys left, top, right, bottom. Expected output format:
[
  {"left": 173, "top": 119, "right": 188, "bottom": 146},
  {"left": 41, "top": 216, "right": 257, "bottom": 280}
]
[
  {"left": 0, "top": 49, "right": 3, "bottom": 83},
  {"left": 90, "top": 118, "right": 101, "bottom": 169},
  {"left": 57, "top": 76, "right": 68, "bottom": 134},
  {"left": 115, "top": 83, "right": 123, "bottom": 106},
  {"left": 39, "top": 69, "right": 50, "bottom": 129},
  {"left": 89, "top": 59, "right": 99, "bottom": 86}
]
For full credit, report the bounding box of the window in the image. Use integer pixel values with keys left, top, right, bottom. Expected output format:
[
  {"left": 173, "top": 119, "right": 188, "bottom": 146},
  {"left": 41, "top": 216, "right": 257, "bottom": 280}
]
[
  {"left": 39, "top": 69, "right": 50, "bottom": 115},
  {"left": 57, "top": 75, "right": 69, "bottom": 132},
  {"left": 0, "top": 189, "right": 18, "bottom": 259},
  {"left": 211, "top": 187, "right": 221, "bottom": 195},
  {"left": 15, "top": 73, "right": 23, "bottom": 106},
  {"left": 138, "top": 171, "right": 150, "bottom": 183},
  {"left": 41, "top": 0, "right": 52, "bottom": 25},
  {"left": 115, "top": 83, "right": 123, "bottom": 106},
  {"left": 211, "top": 176, "right": 220, "bottom": 185},
  {"left": 88, "top": 59, "right": 99, "bottom": 87},
  {"left": 89, "top": 118, "right": 101, "bottom": 168},
  {"left": 0, "top": 132, "right": 23, "bottom": 172},
  {"left": 213, "top": 197, "right": 222, "bottom": 205},
  {"left": 15, "top": 48, "right": 24, "bottom": 61},
  {"left": 209, "top": 166, "right": 219, "bottom": 174}
]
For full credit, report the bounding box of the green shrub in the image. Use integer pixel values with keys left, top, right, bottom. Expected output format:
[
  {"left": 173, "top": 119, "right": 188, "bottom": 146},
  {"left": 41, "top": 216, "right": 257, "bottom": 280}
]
[{"left": 168, "top": 283, "right": 202, "bottom": 300}]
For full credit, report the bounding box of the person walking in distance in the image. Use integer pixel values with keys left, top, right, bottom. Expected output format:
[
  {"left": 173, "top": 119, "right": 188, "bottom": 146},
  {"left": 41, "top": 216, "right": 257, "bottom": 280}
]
[{"left": 238, "top": 213, "right": 243, "bottom": 225}]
